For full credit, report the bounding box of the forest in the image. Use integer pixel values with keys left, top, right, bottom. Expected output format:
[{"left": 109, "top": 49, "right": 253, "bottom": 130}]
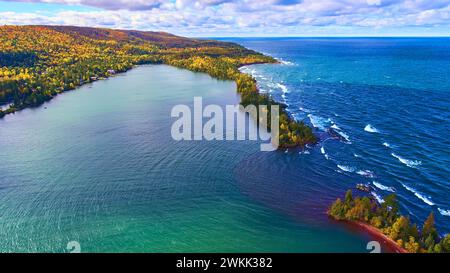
[
  {"left": 0, "top": 25, "right": 316, "bottom": 148},
  {"left": 329, "top": 190, "right": 449, "bottom": 253}
]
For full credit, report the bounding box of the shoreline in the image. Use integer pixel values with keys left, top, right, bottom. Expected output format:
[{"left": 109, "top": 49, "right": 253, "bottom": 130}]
[
  {"left": 1, "top": 26, "right": 317, "bottom": 148},
  {"left": 339, "top": 219, "right": 408, "bottom": 253}
]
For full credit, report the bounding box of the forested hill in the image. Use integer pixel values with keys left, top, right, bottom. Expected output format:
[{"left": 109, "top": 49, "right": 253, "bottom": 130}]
[
  {"left": 0, "top": 25, "right": 317, "bottom": 147},
  {"left": 41, "top": 25, "right": 242, "bottom": 48},
  {"left": 0, "top": 25, "right": 267, "bottom": 109}
]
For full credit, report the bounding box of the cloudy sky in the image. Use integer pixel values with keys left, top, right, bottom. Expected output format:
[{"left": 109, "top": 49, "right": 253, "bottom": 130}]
[{"left": 1, "top": 0, "right": 450, "bottom": 36}]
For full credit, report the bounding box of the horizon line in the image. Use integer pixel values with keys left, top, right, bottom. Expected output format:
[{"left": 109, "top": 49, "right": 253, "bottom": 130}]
[{"left": 2, "top": 24, "right": 450, "bottom": 38}]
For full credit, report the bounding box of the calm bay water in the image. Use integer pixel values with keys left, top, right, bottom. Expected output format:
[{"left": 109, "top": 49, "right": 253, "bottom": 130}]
[
  {"left": 221, "top": 37, "right": 450, "bottom": 234},
  {"left": 0, "top": 64, "right": 372, "bottom": 253}
]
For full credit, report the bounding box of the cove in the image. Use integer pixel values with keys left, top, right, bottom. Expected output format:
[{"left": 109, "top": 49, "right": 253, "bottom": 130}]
[{"left": 0, "top": 64, "right": 371, "bottom": 252}]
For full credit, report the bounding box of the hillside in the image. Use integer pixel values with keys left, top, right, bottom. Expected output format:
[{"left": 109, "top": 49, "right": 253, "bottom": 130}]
[{"left": 0, "top": 25, "right": 317, "bottom": 147}]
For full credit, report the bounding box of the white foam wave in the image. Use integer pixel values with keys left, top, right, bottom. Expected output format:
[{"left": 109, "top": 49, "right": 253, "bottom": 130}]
[
  {"left": 336, "top": 130, "right": 351, "bottom": 143},
  {"left": 371, "top": 192, "right": 385, "bottom": 204},
  {"left": 279, "top": 59, "right": 295, "bottom": 65},
  {"left": 337, "top": 165, "right": 355, "bottom": 173},
  {"left": 331, "top": 124, "right": 341, "bottom": 130},
  {"left": 308, "top": 114, "right": 331, "bottom": 131},
  {"left": 372, "top": 181, "right": 395, "bottom": 192},
  {"left": 438, "top": 208, "right": 450, "bottom": 217},
  {"left": 353, "top": 153, "right": 361, "bottom": 158},
  {"left": 401, "top": 183, "right": 434, "bottom": 206},
  {"left": 391, "top": 153, "right": 422, "bottom": 168},
  {"left": 299, "top": 107, "right": 311, "bottom": 113},
  {"left": 357, "top": 170, "right": 376, "bottom": 178},
  {"left": 382, "top": 142, "right": 391, "bottom": 148},
  {"left": 277, "top": 83, "right": 289, "bottom": 93},
  {"left": 320, "top": 147, "right": 325, "bottom": 154},
  {"left": 364, "top": 124, "right": 379, "bottom": 133}
]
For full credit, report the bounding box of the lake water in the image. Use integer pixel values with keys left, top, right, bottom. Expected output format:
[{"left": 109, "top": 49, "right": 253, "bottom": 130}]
[{"left": 0, "top": 64, "right": 372, "bottom": 252}]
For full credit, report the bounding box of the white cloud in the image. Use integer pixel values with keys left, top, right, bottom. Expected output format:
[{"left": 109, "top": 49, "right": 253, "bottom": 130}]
[{"left": 1, "top": 0, "right": 450, "bottom": 35}]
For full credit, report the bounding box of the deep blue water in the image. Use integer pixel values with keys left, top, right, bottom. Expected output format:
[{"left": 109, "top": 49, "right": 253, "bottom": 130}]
[{"left": 220, "top": 37, "right": 450, "bottom": 233}]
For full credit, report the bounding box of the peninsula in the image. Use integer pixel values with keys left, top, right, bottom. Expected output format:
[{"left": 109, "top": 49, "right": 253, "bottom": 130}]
[{"left": 329, "top": 190, "right": 450, "bottom": 253}]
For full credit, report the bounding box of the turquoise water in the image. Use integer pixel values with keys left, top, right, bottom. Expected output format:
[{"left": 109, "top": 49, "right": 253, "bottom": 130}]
[
  {"left": 0, "top": 65, "right": 371, "bottom": 253},
  {"left": 221, "top": 37, "right": 450, "bottom": 234}
]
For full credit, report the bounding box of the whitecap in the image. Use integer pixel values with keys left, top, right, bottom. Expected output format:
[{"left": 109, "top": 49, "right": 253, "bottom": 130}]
[
  {"left": 331, "top": 124, "right": 341, "bottom": 130},
  {"left": 438, "top": 208, "right": 450, "bottom": 217},
  {"left": 372, "top": 181, "right": 395, "bottom": 192},
  {"left": 335, "top": 130, "right": 351, "bottom": 143},
  {"left": 337, "top": 165, "right": 355, "bottom": 173},
  {"left": 353, "top": 153, "right": 361, "bottom": 158},
  {"left": 364, "top": 124, "right": 379, "bottom": 133},
  {"left": 382, "top": 142, "right": 391, "bottom": 148},
  {"left": 357, "top": 170, "right": 376, "bottom": 178},
  {"left": 391, "top": 153, "right": 422, "bottom": 168},
  {"left": 280, "top": 60, "right": 295, "bottom": 65},
  {"left": 299, "top": 107, "right": 311, "bottom": 113},
  {"left": 320, "top": 147, "right": 325, "bottom": 154},
  {"left": 371, "top": 192, "right": 385, "bottom": 204},
  {"left": 277, "top": 83, "right": 289, "bottom": 93},
  {"left": 401, "top": 183, "right": 434, "bottom": 206},
  {"left": 308, "top": 114, "right": 332, "bottom": 131},
  {"left": 324, "top": 154, "right": 330, "bottom": 160}
]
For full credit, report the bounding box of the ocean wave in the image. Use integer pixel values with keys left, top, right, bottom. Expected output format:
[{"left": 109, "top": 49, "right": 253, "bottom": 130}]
[
  {"left": 391, "top": 153, "right": 422, "bottom": 168},
  {"left": 335, "top": 130, "right": 351, "bottom": 143},
  {"left": 277, "top": 83, "right": 289, "bottom": 93},
  {"left": 356, "top": 170, "right": 376, "bottom": 178},
  {"left": 438, "top": 208, "right": 450, "bottom": 217},
  {"left": 324, "top": 154, "right": 330, "bottom": 160},
  {"left": 299, "top": 150, "right": 310, "bottom": 155},
  {"left": 364, "top": 124, "right": 379, "bottom": 133},
  {"left": 382, "top": 142, "right": 391, "bottom": 148},
  {"left": 337, "top": 165, "right": 355, "bottom": 173},
  {"left": 353, "top": 153, "right": 361, "bottom": 158},
  {"left": 279, "top": 59, "right": 295, "bottom": 65},
  {"left": 308, "top": 114, "right": 332, "bottom": 131},
  {"left": 371, "top": 192, "right": 385, "bottom": 204},
  {"left": 372, "top": 181, "right": 395, "bottom": 192},
  {"left": 328, "top": 123, "right": 351, "bottom": 143},
  {"left": 299, "top": 107, "right": 311, "bottom": 113},
  {"left": 320, "top": 147, "right": 325, "bottom": 154},
  {"left": 401, "top": 183, "right": 434, "bottom": 206},
  {"left": 331, "top": 124, "right": 341, "bottom": 130}
]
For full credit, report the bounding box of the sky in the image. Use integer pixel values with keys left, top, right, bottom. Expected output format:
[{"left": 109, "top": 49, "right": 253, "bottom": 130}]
[{"left": 1, "top": 0, "right": 450, "bottom": 37}]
